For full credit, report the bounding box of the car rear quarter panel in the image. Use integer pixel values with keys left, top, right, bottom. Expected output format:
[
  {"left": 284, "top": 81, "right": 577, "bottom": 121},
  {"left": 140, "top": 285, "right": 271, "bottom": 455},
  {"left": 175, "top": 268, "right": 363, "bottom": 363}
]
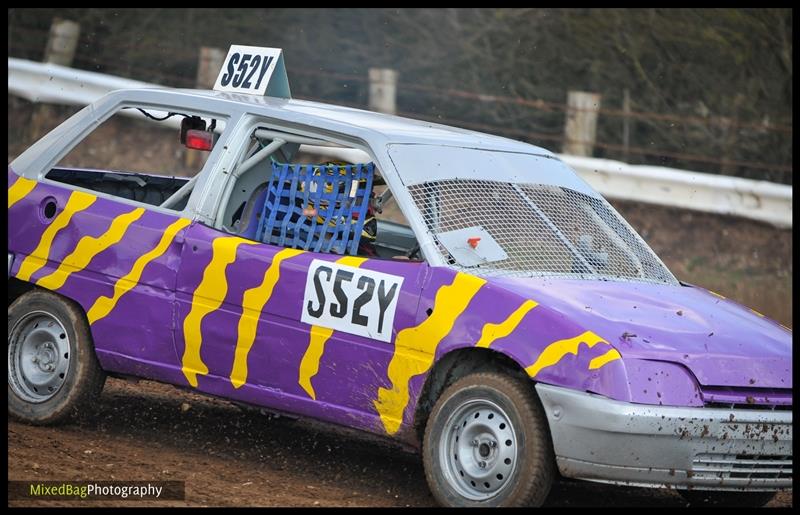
[{"left": 8, "top": 169, "right": 189, "bottom": 381}]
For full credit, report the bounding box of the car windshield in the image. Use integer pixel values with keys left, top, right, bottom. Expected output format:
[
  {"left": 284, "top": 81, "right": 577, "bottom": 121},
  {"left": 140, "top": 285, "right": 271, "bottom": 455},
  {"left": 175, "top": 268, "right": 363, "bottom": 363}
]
[{"left": 388, "top": 144, "right": 678, "bottom": 285}]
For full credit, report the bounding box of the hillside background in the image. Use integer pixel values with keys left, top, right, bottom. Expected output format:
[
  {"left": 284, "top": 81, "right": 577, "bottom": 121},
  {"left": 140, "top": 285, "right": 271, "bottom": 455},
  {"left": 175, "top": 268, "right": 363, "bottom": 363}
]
[{"left": 8, "top": 8, "right": 792, "bottom": 184}]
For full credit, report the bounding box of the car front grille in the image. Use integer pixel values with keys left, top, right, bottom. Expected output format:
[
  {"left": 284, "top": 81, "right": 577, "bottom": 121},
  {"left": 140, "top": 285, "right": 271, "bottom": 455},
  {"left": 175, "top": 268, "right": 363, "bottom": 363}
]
[{"left": 692, "top": 453, "right": 793, "bottom": 481}]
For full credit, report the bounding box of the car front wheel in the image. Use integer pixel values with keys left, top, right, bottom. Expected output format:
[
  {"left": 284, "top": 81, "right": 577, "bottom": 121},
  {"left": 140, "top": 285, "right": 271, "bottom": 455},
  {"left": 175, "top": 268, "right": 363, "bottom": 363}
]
[
  {"left": 422, "top": 371, "right": 555, "bottom": 507},
  {"left": 8, "top": 289, "right": 106, "bottom": 425}
]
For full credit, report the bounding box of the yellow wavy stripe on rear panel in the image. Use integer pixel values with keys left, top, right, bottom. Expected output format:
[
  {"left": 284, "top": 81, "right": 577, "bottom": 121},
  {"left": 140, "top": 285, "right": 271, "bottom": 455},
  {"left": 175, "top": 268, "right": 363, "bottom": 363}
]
[
  {"left": 588, "top": 348, "right": 622, "bottom": 370},
  {"left": 181, "top": 236, "right": 257, "bottom": 387},
  {"left": 36, "top": 207, "right": 145, "bottom": 291},
  {"left": 475, "top": 299, "right": 538, "bottom": 348},
  {"left": 298, "top": 255, "right": 368, "bottom": 399},
  {"left": 230, "top": 248, "right": 305, "bottom": 388},
  {"left": 525, "top": 330, "right": 609, "bottom": 378},
  {"left": 374, "top": 273, "right": 486, "bottom": 435},
  {"left": 87, "top": 217, "right": 192, "bottom": 325},
  {"left": 8, "top": 176, "right": 37, "bottom": 208},
  {"left": 16, "top": 191, "right": 97, "bottom": 282}
]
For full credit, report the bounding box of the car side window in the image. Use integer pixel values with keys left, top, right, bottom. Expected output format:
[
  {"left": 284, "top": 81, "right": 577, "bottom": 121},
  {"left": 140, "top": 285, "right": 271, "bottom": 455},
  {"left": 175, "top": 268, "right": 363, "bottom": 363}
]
[
  {"left": 44, "top": 106, "right": 227, "bottom": 212},
  {"left": 219, "top": 127, "right": 420, "bottom": 261}
]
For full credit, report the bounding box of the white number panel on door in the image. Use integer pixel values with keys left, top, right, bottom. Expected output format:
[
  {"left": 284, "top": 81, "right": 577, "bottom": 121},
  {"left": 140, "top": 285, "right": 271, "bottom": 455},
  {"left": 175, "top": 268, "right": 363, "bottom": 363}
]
[{"left": 301, "top": 259, "right": 404, "bottom": 343}]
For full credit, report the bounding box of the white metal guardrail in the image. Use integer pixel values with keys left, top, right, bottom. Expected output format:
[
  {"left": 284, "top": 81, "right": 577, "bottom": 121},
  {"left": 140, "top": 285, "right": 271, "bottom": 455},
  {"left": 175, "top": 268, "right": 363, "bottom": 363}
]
[
  {"left": 560, "top": 155, "right": 792, "bottom": 228},
  {"left": 8, "top": 57, "right": 153, "bottom": 105},
  {"left": 8, "top": 57, "right": 792, "bottom": 228}
]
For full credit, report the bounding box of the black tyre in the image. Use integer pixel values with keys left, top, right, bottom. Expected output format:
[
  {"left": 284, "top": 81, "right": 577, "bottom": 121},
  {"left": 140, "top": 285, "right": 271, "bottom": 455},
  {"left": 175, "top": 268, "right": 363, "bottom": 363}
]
[
  {"left": 8, "top": 288, "right": 106, "bottom": 424},
  {"left": 422, "top": 371, "right": 555, "bottom": 507},
  {"left": 678, "top": 490, "right": 776, "bottom": 507}
]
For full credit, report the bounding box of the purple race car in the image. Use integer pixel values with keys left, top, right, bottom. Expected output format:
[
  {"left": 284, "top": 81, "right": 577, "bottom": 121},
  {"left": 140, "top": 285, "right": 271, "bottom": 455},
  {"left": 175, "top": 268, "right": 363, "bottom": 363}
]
[{"left": 8, "top": 83, "right": 792, "bottom": 506}]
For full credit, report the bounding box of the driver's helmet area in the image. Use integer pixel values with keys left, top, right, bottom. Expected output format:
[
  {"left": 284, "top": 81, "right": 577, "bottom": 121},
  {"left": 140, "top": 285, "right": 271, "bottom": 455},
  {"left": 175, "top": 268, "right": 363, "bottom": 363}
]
[{"left": 246, "top": 160, "right": 377, "bottom": 256}]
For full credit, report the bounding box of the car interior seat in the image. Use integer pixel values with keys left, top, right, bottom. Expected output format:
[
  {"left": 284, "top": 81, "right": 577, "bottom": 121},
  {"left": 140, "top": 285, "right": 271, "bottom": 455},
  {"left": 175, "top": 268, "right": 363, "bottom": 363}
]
[{"left": 234, "top": 183, "right": 269, "bottom": 240}]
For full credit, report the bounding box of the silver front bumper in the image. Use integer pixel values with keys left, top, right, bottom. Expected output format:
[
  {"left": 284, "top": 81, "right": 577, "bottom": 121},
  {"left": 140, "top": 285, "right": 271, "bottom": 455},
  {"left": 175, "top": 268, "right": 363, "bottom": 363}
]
[{"left": 535, "top": 383, "right": 792, "bottom": 491}]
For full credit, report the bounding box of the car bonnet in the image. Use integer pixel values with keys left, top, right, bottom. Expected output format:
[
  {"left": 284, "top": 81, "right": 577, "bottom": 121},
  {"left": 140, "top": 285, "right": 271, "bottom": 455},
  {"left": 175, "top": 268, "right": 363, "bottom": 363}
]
[{"left": 488, "top": 275, "right": 792, "bottom": 390}]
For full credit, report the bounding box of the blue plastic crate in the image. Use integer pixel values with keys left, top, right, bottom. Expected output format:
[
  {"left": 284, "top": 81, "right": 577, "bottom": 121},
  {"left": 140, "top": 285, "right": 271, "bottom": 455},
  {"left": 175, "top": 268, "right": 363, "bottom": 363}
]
[{"left": 255, "top": 161, "right": 375, "bottom": 255}]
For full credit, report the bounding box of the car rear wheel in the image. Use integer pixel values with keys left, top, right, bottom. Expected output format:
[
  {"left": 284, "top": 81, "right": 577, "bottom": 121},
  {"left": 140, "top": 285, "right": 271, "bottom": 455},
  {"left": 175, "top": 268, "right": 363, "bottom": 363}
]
[
  {"left": 678, "top": 490, "right": 776, "bottom": 507},
  {"left": 8, "top": 289, "right": 106, "bottom": 424},
  {"left": 422, "top": 371, "right": 555, "bottom": 507}
]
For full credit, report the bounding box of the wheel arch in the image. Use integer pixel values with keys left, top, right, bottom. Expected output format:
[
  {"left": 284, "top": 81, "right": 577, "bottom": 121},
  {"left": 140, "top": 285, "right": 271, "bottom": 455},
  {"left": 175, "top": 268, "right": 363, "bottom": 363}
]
[
  {"left": 8, "top": 276, "right": 36, "bottom": 307},
  {"left": 8, "top": 278, "right": 91, "bottom": 321},
  {"left": 413, "top": 345, "right": 534, "bottom": 446}
]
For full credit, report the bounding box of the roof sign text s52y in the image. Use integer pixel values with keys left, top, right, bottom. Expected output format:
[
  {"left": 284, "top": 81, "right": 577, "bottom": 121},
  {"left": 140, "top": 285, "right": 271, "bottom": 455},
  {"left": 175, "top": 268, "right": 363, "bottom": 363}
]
[{"left": 213, "top": 45, "right": 291, "bottom": 99}]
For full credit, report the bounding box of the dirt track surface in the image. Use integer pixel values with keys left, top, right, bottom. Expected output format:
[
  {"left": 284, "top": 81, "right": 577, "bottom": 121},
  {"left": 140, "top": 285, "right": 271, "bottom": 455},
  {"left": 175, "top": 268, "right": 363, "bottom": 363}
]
[{"left": 8, "top": 378, "right": 792, "bottom": 507}]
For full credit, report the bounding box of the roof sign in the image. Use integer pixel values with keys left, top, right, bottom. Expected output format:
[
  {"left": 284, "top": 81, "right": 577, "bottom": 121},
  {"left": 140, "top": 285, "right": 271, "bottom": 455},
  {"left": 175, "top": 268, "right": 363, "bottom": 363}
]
[{"left": 213, "top": 45, "right": 291, "bottom": 98}]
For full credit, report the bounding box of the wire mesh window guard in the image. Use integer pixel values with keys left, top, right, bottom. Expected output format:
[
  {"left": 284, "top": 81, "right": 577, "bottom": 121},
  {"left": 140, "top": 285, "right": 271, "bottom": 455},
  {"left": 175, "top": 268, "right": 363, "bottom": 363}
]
[{"left": 408, "top": 178, "right": 677, "bottom": 284}]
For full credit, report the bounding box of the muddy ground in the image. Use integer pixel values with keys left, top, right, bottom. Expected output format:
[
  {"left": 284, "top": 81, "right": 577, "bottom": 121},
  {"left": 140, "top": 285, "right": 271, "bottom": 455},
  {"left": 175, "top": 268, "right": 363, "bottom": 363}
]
[
  {"left": 8, "top": 378, "right": 792, "bottom": 507},
  {"left": 7, "top": 97, "right": 793, "bottom": 507}
]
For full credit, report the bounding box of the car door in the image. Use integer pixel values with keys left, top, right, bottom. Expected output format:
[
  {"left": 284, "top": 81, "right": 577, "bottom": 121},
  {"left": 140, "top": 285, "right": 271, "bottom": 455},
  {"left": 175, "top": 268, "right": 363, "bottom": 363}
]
[{"left": 172, "top": 220, "right": 426, "bottom": 432}]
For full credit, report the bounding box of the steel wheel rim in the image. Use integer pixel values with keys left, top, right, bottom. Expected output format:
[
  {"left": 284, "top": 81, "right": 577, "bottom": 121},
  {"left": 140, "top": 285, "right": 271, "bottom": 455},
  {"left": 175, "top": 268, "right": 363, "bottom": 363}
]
[
  {"left": 439, "top": 398, "right": 519, "bottom": 501},
  {"left": 8, "top": 310, "right": 71, "bottom": 403}
]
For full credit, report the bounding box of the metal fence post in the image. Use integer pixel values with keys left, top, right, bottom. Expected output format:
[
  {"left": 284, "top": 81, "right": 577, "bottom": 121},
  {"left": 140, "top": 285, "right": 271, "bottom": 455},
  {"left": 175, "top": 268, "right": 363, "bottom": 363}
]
[
  {"left": 368, "top": 68, "right": 398, "bottom": 115},
  {"left": 562, "top": 90, "right": 602, "bottom": 157}
]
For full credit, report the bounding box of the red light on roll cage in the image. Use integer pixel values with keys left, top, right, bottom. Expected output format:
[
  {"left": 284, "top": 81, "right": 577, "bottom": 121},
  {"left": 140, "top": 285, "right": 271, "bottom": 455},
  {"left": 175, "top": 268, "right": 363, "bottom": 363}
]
[{"left": 185, "top": 130, "right": 213, "bottom": 151}]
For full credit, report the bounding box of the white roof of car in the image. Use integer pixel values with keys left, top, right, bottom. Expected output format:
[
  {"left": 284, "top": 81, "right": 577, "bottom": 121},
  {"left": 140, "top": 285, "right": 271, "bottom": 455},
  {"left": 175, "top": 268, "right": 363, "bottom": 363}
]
[{"left": 128, "top": 88, "right": 558, "bottom": 156}]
